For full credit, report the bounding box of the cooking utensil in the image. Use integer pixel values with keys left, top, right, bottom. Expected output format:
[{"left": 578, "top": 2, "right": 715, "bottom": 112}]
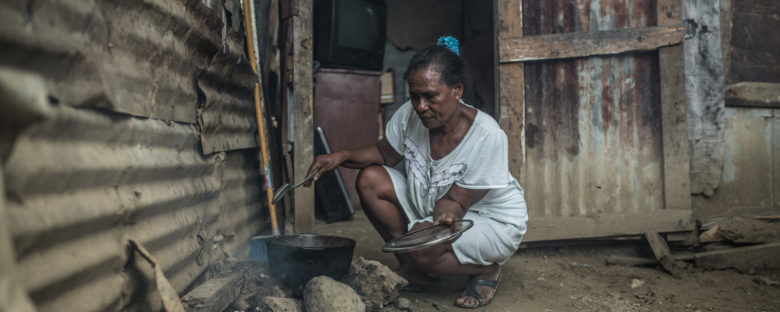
[
  {"left": 382, "top": 219, "right": 474, "bottom": 253},
  {"left": 271, "top": 169, "right": 319, "bottom": 205},
  {"left": 266, "top": 234, "right": 356, "bottom": 289}
]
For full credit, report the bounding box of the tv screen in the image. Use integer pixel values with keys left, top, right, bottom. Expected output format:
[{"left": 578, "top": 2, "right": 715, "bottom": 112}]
[{"left": 315, "top": 0, "right": 386, "bottom": 71}]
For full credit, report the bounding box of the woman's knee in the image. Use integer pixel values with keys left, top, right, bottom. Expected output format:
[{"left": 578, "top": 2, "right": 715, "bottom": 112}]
[{"left": 355, "top": 165, "right": 390, "bottom": 196}]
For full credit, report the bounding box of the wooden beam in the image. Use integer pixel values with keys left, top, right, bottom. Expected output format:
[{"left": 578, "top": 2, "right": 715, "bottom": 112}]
[
  {"left": 495, "top": 0, "right": 526, "bottom": 186},
  {"left": 291, "top": 0, "right": 314, "bottom": 233},
  {"left": 182, "top": 270, "right": 245, "bottom": 312},
  {"left": 694, "top": 242, "right": 780, "bottom": 271},
  {"left": 645, "top": 231, "right": 682, "bottom": 276},
  {"left": 499, "top": 25, "right": 685, "bottom": 63},
  {"left": 725, "top": 82, "right": 780, "bottom": 108},
  {"left": 657, "top": 0, "right": 692, "bottom": 211}
]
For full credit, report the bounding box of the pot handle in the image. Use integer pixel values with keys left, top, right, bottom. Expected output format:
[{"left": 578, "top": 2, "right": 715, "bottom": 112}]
[{"left": 302, "top": 247, "right": 325, "bottom": 251}]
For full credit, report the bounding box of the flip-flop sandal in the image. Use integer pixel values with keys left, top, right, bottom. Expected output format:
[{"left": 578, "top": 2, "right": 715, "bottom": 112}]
[{"left": 454, "top": 274, "right": 502, "bottom": 309}]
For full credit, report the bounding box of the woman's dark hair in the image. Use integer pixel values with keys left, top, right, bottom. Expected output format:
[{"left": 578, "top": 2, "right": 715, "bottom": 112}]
[{"left": 404, "top": 41, "right": 467, "bottom": 87}]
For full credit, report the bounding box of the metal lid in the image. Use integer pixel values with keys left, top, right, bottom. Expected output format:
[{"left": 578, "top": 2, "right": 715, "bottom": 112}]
[{"left": 382, "top": 219, "right": 474, "bottom": 253}]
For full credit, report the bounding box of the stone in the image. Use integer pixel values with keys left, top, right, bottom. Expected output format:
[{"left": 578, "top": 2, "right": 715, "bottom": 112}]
[
  {"left": 394, "top": 297, "right": 413, "bottom": 311},
  {"left": 630, "top": 279, "right": 645, "bottom": 289},
  {"left": 347, "top": 257, "right": 408, "bottom": 310},
  {"left": 304, "top": 276, "right": 365, "bottom": 312},
  {"left": 263, "top": 297, "right": 302, "bottom": 312}
]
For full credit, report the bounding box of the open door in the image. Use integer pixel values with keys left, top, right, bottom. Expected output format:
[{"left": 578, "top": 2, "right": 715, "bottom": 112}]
[{"left": 495, "top": 0, "right": 694, "bottom": 241}]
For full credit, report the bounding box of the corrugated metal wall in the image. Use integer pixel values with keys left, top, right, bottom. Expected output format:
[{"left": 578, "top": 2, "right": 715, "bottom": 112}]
[
  {"left": 0, "top": 0, "right": 266, "bottom": 311},
  {"left": 522, "top": 0, "right": 669, "bottom": 238},
  {"left": 693, "top": 107, "right": 780, "bottom": 223}
]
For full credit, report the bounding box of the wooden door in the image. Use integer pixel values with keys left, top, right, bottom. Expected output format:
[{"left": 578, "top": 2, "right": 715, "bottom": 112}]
[{"left": 495, "top": 0, "right": 693, "bottom": 241}]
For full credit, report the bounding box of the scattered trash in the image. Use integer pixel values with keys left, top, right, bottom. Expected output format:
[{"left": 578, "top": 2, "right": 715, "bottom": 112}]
[{"left": 631, "top": 279, "right": 645, "bottom": 289}]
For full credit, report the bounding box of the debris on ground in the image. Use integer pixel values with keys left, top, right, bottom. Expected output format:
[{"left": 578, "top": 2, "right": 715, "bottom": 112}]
[
  {"left": 303, "top": 276, "right": 366, "bottom": 312},
  {"left": 262, "top": 297, "right": 303, "bottom": 312},
  {"left": 348, "top": 256, "right": 408, "bottom": 310}
]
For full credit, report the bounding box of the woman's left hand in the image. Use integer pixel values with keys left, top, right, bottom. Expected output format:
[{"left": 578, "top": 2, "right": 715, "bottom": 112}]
[
  {"left": 433, "top": 204, "right": 462, "bottom": 225},
  {"left": 433, "top": 185, "right": 489, "bottom": 225}
]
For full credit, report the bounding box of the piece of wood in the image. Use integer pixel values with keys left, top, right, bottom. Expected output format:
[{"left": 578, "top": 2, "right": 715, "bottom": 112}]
[
  {"left": 181, "top": 270, "right": 245, "bottom": 312},
  {"left": 499, "top": 25, "right": 685, "bottom": 63},
  {"left": 725, "top": 82, "right": 780, "bottom": 108},
  {"left": 715, "top": 217, "right": 780, "bottom": 244},
  {"left": 694, "top": 242, "right": 780, "bottom": 271},
  {"left": 495, "top": 0, "right": 526, "bottom": 186},
  {"left": 645, "top": 231, "right": 682, "bottom": 276},
  {"left": 699, "top": 225, "right": 725, "bottom": 243},
  {"left": 291, "top": 0, "right": 314, "bottom": 233},
  {"left": 657, "top": 0, "right": 692, "bottom": 211}
]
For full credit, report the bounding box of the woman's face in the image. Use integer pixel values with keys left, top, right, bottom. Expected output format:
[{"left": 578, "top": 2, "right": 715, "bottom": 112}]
[{"left": 407, "top": 66, "right": 464, "bottom": 129}]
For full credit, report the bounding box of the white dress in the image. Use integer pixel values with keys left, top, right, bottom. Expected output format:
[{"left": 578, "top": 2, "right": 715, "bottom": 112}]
[{"left": 384, "top": 101, "right": 528, "bottom": 265}]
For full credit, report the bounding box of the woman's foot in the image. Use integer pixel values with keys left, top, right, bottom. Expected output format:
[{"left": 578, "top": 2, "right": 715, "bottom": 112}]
[{"left": 454, "top": 266, "right": 501, "bottom": 308}]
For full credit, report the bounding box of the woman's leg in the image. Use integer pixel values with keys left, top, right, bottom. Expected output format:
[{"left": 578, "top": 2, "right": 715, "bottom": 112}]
[
  {"left": 405, "top": 222, "right": 502, "bottom": 306},
  {"left": 355, "top": 166, "right": 430, "bottom": 284}
]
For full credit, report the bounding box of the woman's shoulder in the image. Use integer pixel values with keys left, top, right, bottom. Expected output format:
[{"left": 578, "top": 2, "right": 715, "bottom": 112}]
[{"left": 471, "top": 109, "right": 506, "bottom": 138}]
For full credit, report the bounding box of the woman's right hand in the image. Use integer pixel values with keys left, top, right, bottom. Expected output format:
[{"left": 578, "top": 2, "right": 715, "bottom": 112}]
[{"left": 303, "top": 150, "right": 349, "bottom": 187}]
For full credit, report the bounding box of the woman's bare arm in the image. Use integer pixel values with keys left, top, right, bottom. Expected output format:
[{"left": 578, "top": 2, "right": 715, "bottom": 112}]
[
  {"left": 304, "top": 137, "right": 402, "bottom": 186},
  {"left": 433, "top": 185, "right": 489, "bottom": 225}
]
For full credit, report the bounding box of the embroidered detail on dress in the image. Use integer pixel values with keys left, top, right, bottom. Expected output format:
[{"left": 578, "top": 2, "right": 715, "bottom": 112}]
[
  {"left": 404, "top": 137, "right": 429, "bottom": 189},
  {"left": 403, "top": 136, "right": 467, "bottom": 195}
]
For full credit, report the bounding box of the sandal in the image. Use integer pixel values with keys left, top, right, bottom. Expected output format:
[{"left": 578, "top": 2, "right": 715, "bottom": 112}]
[{"left": 454, "top": 274, "right": 502, "bottom": 309}]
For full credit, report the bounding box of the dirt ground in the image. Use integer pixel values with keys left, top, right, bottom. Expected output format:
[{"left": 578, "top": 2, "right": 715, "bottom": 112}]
[{"left": 313, "top": 211, "right": 780, "bottom": 312}]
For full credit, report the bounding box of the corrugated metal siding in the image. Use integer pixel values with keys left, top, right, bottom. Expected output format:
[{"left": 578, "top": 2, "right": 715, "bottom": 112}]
[
  {"left": 0, "top": 0, "right": 259, "bottom": 154},
  {"left": 693, "top": 107, "right": 780, "bottom": 223},
  {"left": 197, "top": 30, "right": 260, "bottom": 155},
  {"left": 0, "top": 0, "right": 267, "bottom": 310},
  {"left": 5, "top": 104, "right": 264, "bottom": 311},
  {"left": 522, "top": 0, "right": 668, "bottom": 238}
]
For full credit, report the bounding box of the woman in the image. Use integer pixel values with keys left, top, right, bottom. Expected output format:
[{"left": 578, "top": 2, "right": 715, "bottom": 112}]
[{"left": 304, "top": 36, "right": 527, "bottom": 309}]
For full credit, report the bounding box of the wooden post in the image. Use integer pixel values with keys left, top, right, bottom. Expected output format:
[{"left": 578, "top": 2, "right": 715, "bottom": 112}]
[
  {"left": 657, "top": 0, "right": 692, "bottom": 210},
  {"left": 495, "top": 0, "right": 526, "bottom": 186},
  {"left": 291, "top": 0, "right": 314, "bottom": 233}
]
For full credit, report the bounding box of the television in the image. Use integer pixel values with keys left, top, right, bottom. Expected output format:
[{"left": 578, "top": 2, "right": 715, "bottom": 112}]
[{"left": 314, "top": 0, "right": 387, "bottom": 71}]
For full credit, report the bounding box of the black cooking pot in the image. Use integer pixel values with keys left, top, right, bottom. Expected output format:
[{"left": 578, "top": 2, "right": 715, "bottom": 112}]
[{"left": 265, "top": 234, "right": 356, "bottom": 288}]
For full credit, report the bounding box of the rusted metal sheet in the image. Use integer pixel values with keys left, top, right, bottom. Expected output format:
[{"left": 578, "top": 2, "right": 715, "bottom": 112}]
[
  {"left": 197, "top": 29, "right": 260, "bottom": 155},
  {"left": 0, "top": 0, "right": 218, "bottom": 123},
  {"left": 728, "top": 0, "right": 780, "bottom": 84},
  {"left": 520, "top": 0, "right": 691, "bottom": 241},
  {"left": 4, "top": 102, "right": 264, "bottom": 311},
  {"left": 0, "top": 0, "right": 260, "bottom": 154},
  {"left": 693, "top": 108, "right": 777, "bottom": 222}
]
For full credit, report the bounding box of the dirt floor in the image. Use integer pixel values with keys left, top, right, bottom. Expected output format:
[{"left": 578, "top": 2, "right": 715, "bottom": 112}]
[{"left": 313, "top": 210, "right": 780, "bottom": 312}]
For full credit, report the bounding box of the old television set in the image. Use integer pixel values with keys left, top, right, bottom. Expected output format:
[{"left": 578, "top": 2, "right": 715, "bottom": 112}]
[{"left": 314, "top": 0, "right": 387, "bottom": 71}]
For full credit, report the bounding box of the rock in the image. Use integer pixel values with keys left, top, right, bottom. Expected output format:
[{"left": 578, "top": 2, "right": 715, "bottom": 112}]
[
  {"left": 263, "top": 297, "right": 302, "bottom": 312},
  {"left": 630, "top": 279, "right": 645, "bottom": 289},
  {"left": 347, "top": 257, "right": 408, "bottom": 310},
  {"left": 304, "top": 276, "right": 366, "bottom": 312},
  {"left": 394, "top": 297, "right": 413, "bottom": 311}
]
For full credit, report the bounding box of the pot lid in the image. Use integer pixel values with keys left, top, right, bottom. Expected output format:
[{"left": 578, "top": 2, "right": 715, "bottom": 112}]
[{"left": 382, "top": 219, "right": 474, "bottom": 253}]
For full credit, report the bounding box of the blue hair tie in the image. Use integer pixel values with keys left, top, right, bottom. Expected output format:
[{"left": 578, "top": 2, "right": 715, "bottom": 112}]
[{"left": 437, "top": 36, "right": 459, "bottom": 56}]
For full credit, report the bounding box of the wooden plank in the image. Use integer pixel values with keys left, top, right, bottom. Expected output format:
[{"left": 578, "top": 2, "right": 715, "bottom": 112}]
[
  {"left": 499, "top": 25, "right": 685, "bottom": 63},
  {"left": 525, "top": 209, "right": 694, "bottom": 242},
  {"left": 495, "top": 0, "right": 526, "bottom": 185},
  {"left": 182, "top": 270, "right": 245, "bottom": 312},
  {"left": 725, "top": 82, "right": 780, "bottom": 108},
  {"left": 291, "top": 0, "right": 314, "bottom": 233},
  {"left": 645, "top": 231, "right": 682, "bottom": 276},
  {"left": 708, "top": 217, "right": 780, "bottom": 244},
  {"left": 694, "top": 242, "right": 780, "bottom": 271},
  {"left": 657, "top": 0, "right": 692, "bottom": 211}
]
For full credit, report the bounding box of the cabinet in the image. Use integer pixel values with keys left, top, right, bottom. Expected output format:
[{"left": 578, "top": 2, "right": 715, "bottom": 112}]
[{"left": 314, "top": 68, "right": 382, "bottom": 211}]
